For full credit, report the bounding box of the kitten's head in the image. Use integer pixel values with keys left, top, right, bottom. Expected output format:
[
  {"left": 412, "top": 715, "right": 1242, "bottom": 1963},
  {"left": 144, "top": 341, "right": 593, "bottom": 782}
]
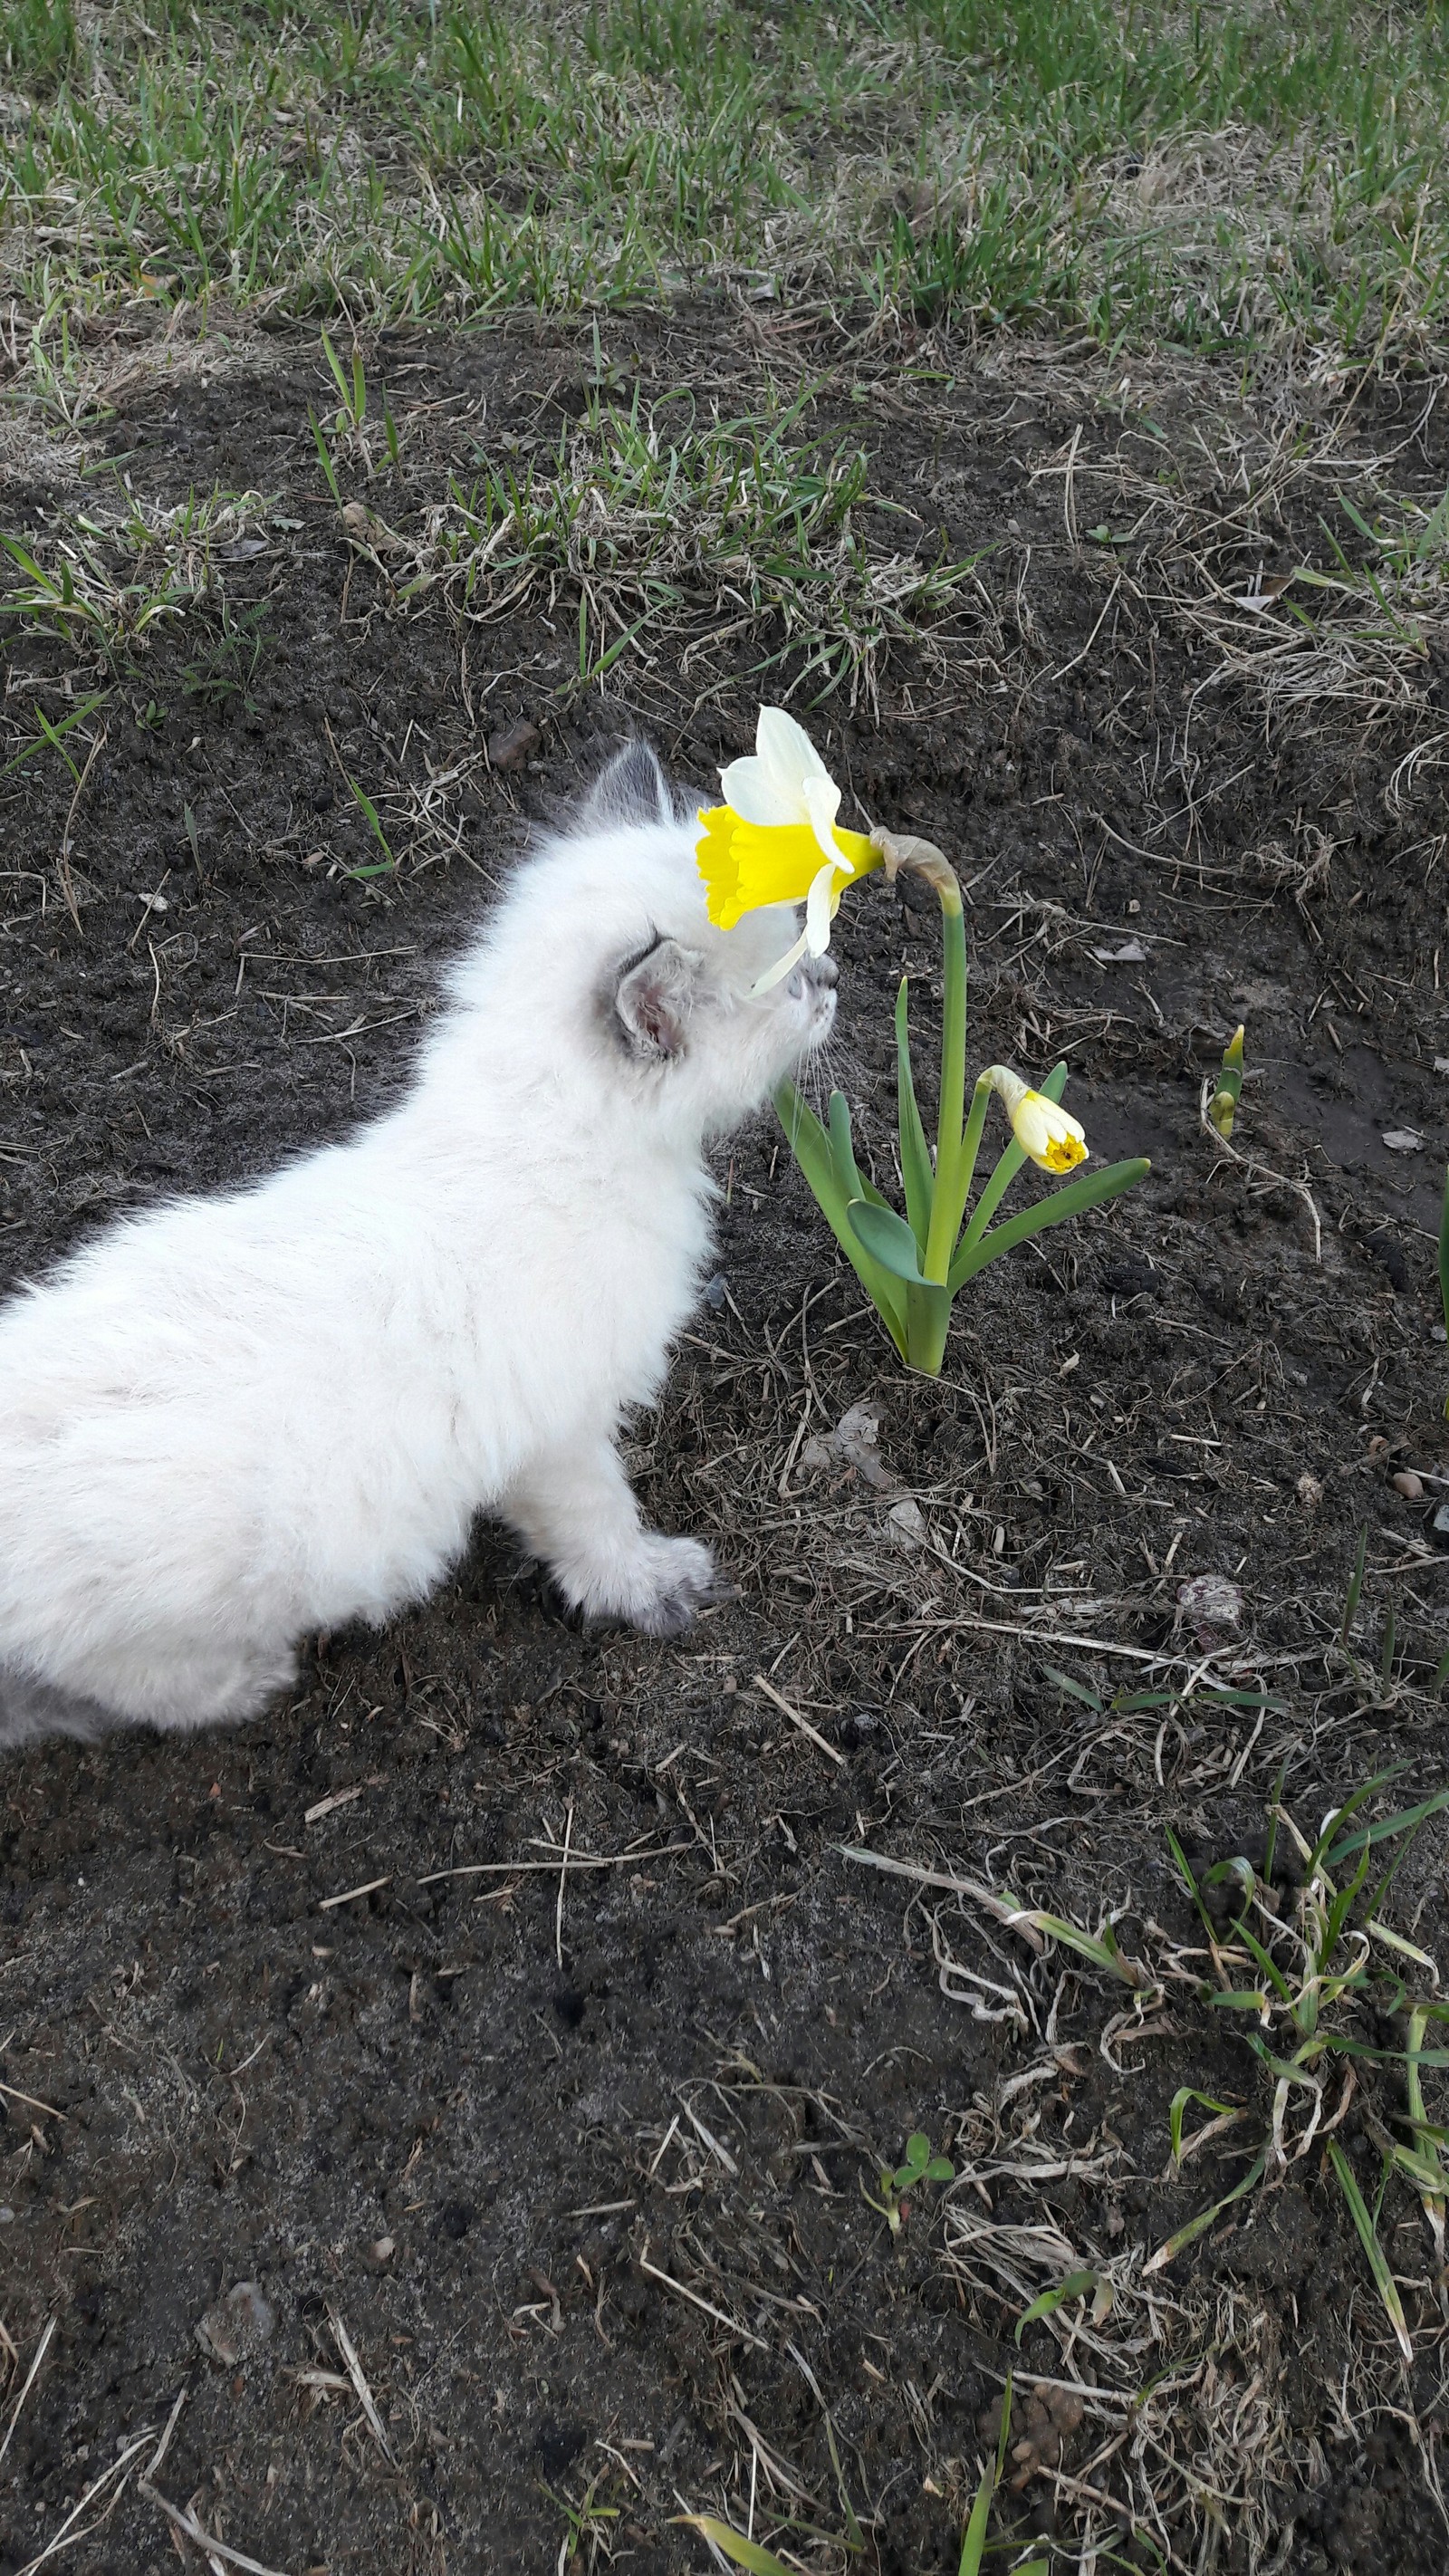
[{"left": 578, "top": 739, "right": 839, "bottom": 1134}]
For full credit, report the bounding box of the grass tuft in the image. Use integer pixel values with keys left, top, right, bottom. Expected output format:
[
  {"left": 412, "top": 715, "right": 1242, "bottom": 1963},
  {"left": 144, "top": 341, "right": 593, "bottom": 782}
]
[
  {"left": 3, "top": 2, "right": 1449, "bottom": 377},
  {"left": 362, "top": 382, "right": 991, "bottom": 708}
]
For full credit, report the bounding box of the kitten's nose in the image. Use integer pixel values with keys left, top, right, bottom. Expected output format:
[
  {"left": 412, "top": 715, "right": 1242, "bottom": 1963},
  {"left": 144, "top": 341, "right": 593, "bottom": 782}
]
[{"left": 805, "top": 954, "right": 839, "bottom": 989}]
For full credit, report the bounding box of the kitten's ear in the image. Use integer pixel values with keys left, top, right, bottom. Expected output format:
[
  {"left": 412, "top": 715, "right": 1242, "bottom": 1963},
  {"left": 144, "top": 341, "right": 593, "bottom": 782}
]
[
  {"left": 613, "top": 937, "right": 699, "bottom": 1062},
  {"left": 584, "top": 738, "right": 677, "bottom": 831}
]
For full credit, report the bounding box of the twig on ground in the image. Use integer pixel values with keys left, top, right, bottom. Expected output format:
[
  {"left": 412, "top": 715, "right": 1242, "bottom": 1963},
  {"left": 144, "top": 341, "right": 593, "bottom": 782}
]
[{"left": 328, "top": 2306, "right": 394, "bottom": 2463}]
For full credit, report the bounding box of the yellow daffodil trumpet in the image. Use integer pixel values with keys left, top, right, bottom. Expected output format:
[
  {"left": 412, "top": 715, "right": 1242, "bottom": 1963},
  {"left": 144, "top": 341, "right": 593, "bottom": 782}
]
[
  {"left": 710, "top": 704, "right": 1147, "bottom": 1373},
  {"left": 695, "top": 706, "right": 880, "bottom": 992}
]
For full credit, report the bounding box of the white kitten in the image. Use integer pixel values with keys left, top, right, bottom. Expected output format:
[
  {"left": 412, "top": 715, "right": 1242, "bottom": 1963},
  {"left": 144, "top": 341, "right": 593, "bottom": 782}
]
[{"left": 0, "top": 743, "right": 836, "bottom": 1746}]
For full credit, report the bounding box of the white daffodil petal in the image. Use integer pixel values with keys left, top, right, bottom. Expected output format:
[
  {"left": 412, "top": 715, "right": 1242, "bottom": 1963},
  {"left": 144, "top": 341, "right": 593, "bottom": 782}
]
[
  {"left": 756, "top": 706, "right": 832, "bottom": 804},
  {"left": 803, "top": 858, "right": 842, "bottom": 956},
  {"left": 801, "top": 773, "right": 844, "bottom": 865},
  {"left": 719, "top": 754, "right": 793, "bottom": 827},
  {"left": 1018, "top": 1097, "right": 1087, "bottom": 1170},
  {"left": 985, "top": 1065, "right": 1028, "bottom": 1120},
  {"left": 750, "top": 926, "right": 811, "bottom": 995}
]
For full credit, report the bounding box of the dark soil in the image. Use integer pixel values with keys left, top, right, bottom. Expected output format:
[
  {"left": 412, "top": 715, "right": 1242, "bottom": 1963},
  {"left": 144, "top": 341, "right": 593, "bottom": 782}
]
[{"left": 4, "top": 311, "right": 1449, "bottom": 2576}]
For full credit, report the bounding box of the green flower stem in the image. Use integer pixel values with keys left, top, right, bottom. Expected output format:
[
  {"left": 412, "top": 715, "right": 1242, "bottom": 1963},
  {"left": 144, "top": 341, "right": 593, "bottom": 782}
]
[
  {"left": 905, "top": 1279, "right": 953, "bottom": 1377},
  {"left": 922, "top": 870, "right": 966, "bottom": 1284},
  {"left": 932, "top": 1070, "right": 993, "bottom": 1273}
]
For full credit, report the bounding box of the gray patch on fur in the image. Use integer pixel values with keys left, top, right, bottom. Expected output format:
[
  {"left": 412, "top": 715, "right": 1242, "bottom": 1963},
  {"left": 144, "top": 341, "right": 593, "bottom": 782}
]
[{"left": 0, "top": 1664, "right": 117, "bottom": 1749}]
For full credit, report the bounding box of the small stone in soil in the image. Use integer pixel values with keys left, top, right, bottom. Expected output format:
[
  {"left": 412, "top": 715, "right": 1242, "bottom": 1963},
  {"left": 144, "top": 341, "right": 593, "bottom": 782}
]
[{"left": 487, "top": 715, "right": 542, "bottom": 771}]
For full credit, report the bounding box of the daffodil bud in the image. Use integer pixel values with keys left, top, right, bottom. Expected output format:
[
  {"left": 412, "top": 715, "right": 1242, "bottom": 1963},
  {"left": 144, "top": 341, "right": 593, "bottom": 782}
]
[{"left": 985, "top": 1066, "right": 1089, "bottom": 1174}]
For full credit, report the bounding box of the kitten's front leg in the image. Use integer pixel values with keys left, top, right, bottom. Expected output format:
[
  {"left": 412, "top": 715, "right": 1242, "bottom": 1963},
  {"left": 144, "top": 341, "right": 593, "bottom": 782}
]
[{"left": 502, "top": 1434, "right": 715, "bottom": 1639}]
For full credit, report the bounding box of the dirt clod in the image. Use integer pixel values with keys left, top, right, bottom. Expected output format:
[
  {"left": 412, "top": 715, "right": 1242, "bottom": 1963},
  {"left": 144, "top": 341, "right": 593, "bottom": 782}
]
[{"left": 196, "top": 2281, "right": 277, "bottom": 2367}]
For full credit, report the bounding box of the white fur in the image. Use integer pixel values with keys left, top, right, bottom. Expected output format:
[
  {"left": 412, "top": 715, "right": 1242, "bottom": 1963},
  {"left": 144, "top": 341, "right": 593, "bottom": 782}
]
[{"left": 0, "top": 748, "right": 836, "bottom": 1745}]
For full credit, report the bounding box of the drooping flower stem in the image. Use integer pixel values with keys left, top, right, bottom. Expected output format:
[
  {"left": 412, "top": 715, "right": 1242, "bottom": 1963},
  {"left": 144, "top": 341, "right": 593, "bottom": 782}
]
[{"left": 873, "top": 837, "right": 969, "bottom": 1376}]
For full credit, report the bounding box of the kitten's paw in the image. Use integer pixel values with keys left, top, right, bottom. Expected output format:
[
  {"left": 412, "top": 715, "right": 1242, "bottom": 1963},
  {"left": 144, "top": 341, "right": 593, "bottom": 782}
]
[
  {"left": 627, "top": 1533, "right": 716, "bottom": 1639},
  {"left": 568, "top": 1533, "right": 716, "bottom": 1639}
]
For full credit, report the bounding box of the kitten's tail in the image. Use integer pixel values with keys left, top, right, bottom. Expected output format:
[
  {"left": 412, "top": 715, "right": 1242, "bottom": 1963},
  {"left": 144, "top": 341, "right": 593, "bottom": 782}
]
[{"left": 0, "top": 1663, "right": 117, "bottom": 1751}]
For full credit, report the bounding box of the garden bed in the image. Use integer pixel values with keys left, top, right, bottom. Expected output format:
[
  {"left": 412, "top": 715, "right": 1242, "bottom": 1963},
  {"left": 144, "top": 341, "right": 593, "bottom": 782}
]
[{"left": 4, "top": 308, "right": 1449, "bottom": 2575}]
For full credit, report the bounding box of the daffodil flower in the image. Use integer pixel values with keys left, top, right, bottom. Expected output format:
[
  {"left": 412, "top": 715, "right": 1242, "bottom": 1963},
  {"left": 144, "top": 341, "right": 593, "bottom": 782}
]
[
  {"left": 984, "top": 1065, "right": 1089, "bottom": 1173},
  {"left": 695, "top": 706, "right": 880, "bottom": 992},
  {"left": 765, "top": 780, "right": 1146, "bottom": 1373}
]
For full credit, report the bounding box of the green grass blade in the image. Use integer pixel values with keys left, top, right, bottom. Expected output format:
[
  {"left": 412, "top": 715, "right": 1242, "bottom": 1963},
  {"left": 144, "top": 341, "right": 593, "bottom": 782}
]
[
  {"left": 308, "top": 409, "right": 341, "bottom": 507},
  {"left": 1387, "top": 2139, "right": 1449, "bottom": 2196},
  {"left": 585, "top": 606, "right": 653, "bottom": 682},
  {"left": 1040, "top": 1665, "right": 1105, "bottom": 1713},
  {"left": 321, "top": 328, "right": 351, "bottom": 413},
  {"left": 1168, "top": 2088, "right": 1245, "bottom": 2160},
  {"left": 1166, "top": 1826, "right": 1222, "bottom": 1942},
  {"left": 1305, "top": 1766, "right": 1406, "bottom": 1875},
  {"left": 340, "top": 768, "right": 396, "bottom": 871},
  {"left": 674, "top": 2518, "right": 796, "bottom": 2574},
  {"left": 1195, "top": 1688, "right": 1286, "bottom": 1711},
  {"left": 1143, "top": 2147, "right": 1267, "bottom": 2274},
  {"left": 1231, "top": 1917, "right": 1294, "bottom": 2004},
  {"left": 1014, "top": 2269, "right": 1096, "bottom": 2344},
  {"left": 1323, "top": 1785, "right": 1449, "bottom": 1870},
  {"left": 1327, "top": 2142, "right": 1414, "bottom": 2362},
  {"left": 1304, "top": 2032, "right": 1449, "bottom": 2070},
  {"left": 1339, "top": 1524, "right": 1368, "bottom": 1648},
  {"left": 956, "top": 2457, "right": 993, "bottom": 2576},
  {"left": 0, "top": 530, "right": 57, "bottom": 591},
  {"left": 1022, "top": 1912, "right": 1147, "bottom": 1987},
  {"left": 0, "top": 690, "right": 109, "bottom": 776},
  {"left": 33, "top": 705, "right": 82, "bottom": 786}
]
